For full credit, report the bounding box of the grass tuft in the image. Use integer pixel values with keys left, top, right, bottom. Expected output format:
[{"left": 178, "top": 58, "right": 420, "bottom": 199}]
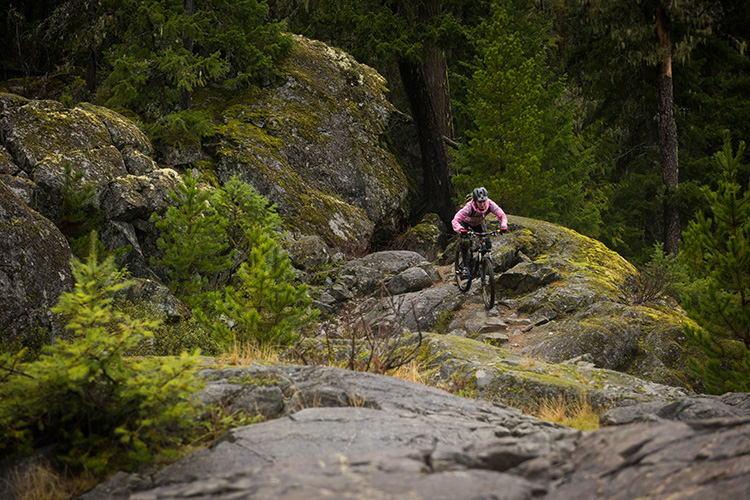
[
  {"left": 5, "top": 461, "right": 98, "bottom": 500},
  {"left": 535, "top": 394, "right": 600, "bottom": 431},
  {"left": 219, "top": 341, "right": 282, "bottom": 365}
]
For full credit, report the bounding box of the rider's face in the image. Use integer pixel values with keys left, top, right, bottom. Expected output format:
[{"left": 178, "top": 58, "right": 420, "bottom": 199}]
[{"left": 476, "top": 200, "right": 487, "bottom": 209}]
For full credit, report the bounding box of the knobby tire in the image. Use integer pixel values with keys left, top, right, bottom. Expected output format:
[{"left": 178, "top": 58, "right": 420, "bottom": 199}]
[
  {"left": 454, "top": 246, "right": 471, "bottom": 292},
  {"left": 480, "top": 256, "right": 495, "bottom": 310}
]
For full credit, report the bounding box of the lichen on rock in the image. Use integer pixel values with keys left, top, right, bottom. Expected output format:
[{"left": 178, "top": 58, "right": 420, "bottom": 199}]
[{"left": 203, "top": 34, "right": 412, "bottom": 248}]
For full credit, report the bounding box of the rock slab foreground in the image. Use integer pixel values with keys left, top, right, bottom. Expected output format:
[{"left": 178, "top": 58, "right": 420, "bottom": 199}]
[{"left": 80, "top": 365, "right": 750, "bottom": 500}]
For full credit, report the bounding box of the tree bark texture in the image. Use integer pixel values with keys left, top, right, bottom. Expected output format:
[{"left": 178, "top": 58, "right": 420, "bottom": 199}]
[
  {"left": 418, "top": 0, "right": 453, "bottom": 141},
  {"left": 657, "top": 6, "right": 680, "bottom": 255},
  {"left": 399, "top": 58, "right": 456, "bottom": 226}
]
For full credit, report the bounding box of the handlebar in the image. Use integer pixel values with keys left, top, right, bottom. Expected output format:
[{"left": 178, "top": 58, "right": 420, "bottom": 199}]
[{"left": 460, "top": 228, "right": 504, "bottom": 238}]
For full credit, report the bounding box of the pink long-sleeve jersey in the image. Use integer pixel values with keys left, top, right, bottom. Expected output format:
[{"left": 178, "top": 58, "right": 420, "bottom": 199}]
[{"left": 451, "top": 199, "right": 508, "bottom": 233}]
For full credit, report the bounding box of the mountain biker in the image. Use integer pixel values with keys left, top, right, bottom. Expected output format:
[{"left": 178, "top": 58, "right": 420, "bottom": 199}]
[{"left": 452, "top": 187, "right": 508, "bottom": 272}]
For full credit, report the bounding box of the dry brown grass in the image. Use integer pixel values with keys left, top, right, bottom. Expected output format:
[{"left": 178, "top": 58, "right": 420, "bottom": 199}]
[
  {"left": 4, "top": 462, "right": 97, "bottom": 500},
  {"left": 387, "top": 359, "right": 436, "bottom": 385},
  {"left": 218, "top": 341, "right": 282, "bottom": 365},
  {"left": 535, "top": 394, "right": 601, "bottom": 431}
]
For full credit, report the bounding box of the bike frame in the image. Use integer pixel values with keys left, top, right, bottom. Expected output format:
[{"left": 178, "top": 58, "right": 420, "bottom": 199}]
[{"left": 454, "top": 229, "right": 499, "bottom": 310}]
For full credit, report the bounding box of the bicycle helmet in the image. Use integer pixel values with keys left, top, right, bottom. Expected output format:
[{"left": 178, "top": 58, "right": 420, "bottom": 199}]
[{"left": 472, "top": 187, "right": 489, "bottom": 203}]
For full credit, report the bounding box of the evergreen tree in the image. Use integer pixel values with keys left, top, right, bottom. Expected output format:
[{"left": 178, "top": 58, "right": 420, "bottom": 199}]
[
  {"left": 564, "top": 0, "right": 722, "bottom": 256},
  {"left": 152, "top": 172, "right": 232, "bottom": 304},
  {"left": 209, "top": 175, "right": 283, "bottom": 263},
  {"left": 59, "top": 161, "right": 106, "bottom": 258},
  {"left": 452, "top": 2, "right": 602, "bottom": 236},
  {"left": 680, "top": 135, "right": 750, "bottom": 393},
  {"left": 153, "top": 175, "right": 317, "bottom": 348},
  {"left": 97, "top": 0, "right": 292, "bottom": 147},
  {"left": 0, "top": 235, "right": 203, "bottom": 474},
  {"left": 211, "top": 229, "right": 318, "bottom": 348}
]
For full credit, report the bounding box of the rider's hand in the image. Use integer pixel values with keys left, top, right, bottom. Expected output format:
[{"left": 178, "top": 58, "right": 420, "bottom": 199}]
[
  {"left": 459, "top": 229, "right": 469, "bottom": 237},
  {"left": 500, "top": 227, "right": 508, "bottom": 234}
]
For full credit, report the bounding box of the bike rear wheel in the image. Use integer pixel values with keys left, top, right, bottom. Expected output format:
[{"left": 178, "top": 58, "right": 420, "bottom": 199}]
[
  {"left": 480, "top": 256, "right": 495, "bottom": 309},
  {"left": 454, "top": 247, "right": 472, "bottom": 292}
]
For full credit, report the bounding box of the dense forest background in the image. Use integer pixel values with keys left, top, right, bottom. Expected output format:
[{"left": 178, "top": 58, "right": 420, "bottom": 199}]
[{"left": 1, "top": 0, "right": 749, "bottom": 265}]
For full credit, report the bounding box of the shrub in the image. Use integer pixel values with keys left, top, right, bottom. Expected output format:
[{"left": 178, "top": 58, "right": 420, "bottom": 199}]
[
  {"left": 627, "top": 242, "right": 687, "bottom": 305},
  {"left": 0, "top": 236, "right": 204, "bottom": 475},
  {"left": 152, "top": 171, "right": 232, "bottom": 304},
  {"left": 294, "top": 285, "right": 422, "bottom": 374},
  {"left": 154, "top": 175, "right": 318, "bottom": 350},
  {"left": 114, "top": 300, "right": 220, "bottom": 357},
  {"left": 209, "top": 229, "right": 319, "bottom": 348},
  {"left": 59, "top": 161, "right": 105, "bottom": 259}
]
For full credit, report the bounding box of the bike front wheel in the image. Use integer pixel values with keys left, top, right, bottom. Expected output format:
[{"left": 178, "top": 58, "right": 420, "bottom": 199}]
[
  {"left": 454, "top": 247, "right": 472, "bottom": 292},
  {"left": 480, "top": 256, "right": 495, "bottom": 309}
]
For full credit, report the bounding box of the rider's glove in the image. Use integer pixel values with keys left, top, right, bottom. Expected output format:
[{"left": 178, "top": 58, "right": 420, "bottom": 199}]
[
  {"left": 500, "top": 227, "right": 508, "bottom": 234},
  {"left": 459, "top": 229, "right": 469, "bottom": 238}
]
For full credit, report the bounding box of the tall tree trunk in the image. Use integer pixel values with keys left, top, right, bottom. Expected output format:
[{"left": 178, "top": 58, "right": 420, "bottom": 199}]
[
  {"left": 399, "top": 58, "right": 456, "bottom": 226},
  {"left": 86, "top": 48, "right": 97, "bottom": 94},
  {"left": 392, "top": 0, "right": 455, "bottom": 226},
  {"left": 419, "top": 0, "right": 453, "bottom": 141},
  {"left": 657, "top": 6, "right": 680, "bottom": 255}
]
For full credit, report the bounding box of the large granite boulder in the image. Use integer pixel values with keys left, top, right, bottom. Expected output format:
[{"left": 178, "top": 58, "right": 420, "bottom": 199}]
[
  {"left": 0, "top": 91, "right": 181, "bottom": 280},
  {"left": 0, "top": 35, "right": 414, "bottom": 284},
  {"left": 0, "top": 180, "right": 72, "bottom": 345},
  {"left": 204, "top": 34, "right": 413, "bottom": 247}
]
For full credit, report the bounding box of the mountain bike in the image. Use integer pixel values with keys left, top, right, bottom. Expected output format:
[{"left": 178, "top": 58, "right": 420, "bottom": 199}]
[{"left": 454, "top": 229, "right": 500, "bottom": 310}]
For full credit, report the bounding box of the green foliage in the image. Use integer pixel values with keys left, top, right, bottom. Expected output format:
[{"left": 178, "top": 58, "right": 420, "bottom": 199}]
[
  {"left": 452, "top": 3, "right": 602, "bottom": 237},
  {"left": 152, "top": 171, "right": 233, "bottom": 304},
  {"left": 114, "top": 300, "right": 220, "bottom": 357},
  {"left": 210, "top": 176, "right": 283, "bottom": 260},
  {"left": 0, "top": 236, "right": 204, "bottom": 475},
  {"left": 60, "top": 161, "right": 105, "bottom": 259},
  {"left": 209, "top": 230, "right": 318, "bottom": 348},
  {"left": 143, "top": 108, "right": 218, "bottom": 151},
  {"left": 97, "top": 0, "right": 293, "bottom": 146},
  {"left": 679, "top": 135, "right": 750, "bottom": 393},
  {"left": 153, "top": 175, "right": 317, "bottom": 349},
  {"left": 627, "top": 243, "right": 688, "bottom": 305}
]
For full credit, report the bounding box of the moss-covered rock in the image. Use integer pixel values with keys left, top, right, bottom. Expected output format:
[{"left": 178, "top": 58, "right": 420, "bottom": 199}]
[
  {"left": 202, "top": 34, "right": 413, "bottom": 248},
  {"left": 414, "top": 215, "right": 698, "bottom": 390},
  {"left": 0, "top": 180, "right": 73, "bottom": 347},
  {"left": 394, "top": 213, "right": 447, "bottom": 261},
  {"left": 523, "top": 303, "right": 695, "bottom": 388},
  {"left": 417, "top": 333, "right": 689, "bottom": 413}
]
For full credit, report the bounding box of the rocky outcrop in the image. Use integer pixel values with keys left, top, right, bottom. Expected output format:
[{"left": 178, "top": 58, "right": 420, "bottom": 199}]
[
  {"left": 76, "top": 365, "right": 750, "bottom": 500},
  {"left": 0, "top": 180, "right": 72, "bottom": 344},
  {"left": 0, "top": 91, "right": 182, "bottom": 281},
  {"left": 491, "top": 217, "right": 695, "bottom": 389},
  {"left": 416, "top": 333, "right": 689, "bottom": 413},
  {"left": 205, "top": 34, "right": 413, "bottom": 247},
  {"left": 599, "top": 392, "right": 750, "bottom": 425},
  {"left": 0, "top": 35, "right": 414, "bottom": 289},
  {"left": 310, "top": 216, "right": 696, "bottom": 393}
]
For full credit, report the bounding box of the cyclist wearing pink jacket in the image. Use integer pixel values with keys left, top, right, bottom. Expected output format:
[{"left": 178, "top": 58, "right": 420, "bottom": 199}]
[
  {"left": 452, "top": 187, "right": 508, "bottom": 234},
  {"left": 452, "top": 187, "right": 507, "bottom": 271}
]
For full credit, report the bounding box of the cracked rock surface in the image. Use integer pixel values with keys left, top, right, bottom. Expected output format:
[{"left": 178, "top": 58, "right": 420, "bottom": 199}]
[{"left": 78, "top": 365, "right": 750, "bottom": 500}]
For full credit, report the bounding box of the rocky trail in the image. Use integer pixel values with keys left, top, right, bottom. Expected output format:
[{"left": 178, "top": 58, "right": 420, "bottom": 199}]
[{"left": 435, "top": 263, "right": 535, "bottom": 355}]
